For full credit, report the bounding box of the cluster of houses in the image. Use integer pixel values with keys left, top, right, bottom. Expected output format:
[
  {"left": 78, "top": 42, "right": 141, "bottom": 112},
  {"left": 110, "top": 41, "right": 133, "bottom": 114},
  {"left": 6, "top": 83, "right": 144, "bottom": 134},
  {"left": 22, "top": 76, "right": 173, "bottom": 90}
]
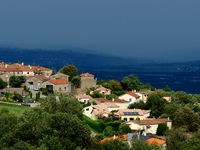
[
  {"left": 0, "top": 62, "right": 96, "bottom": 93},
  {"left": 0, "top": 62, "right": 172, "bottom": 143}
]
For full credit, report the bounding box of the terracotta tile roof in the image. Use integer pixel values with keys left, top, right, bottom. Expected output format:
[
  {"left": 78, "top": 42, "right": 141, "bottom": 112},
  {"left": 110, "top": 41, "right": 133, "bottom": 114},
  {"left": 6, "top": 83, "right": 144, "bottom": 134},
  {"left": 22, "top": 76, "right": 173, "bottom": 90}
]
[
  {"left": 146, "top": 137, "right": 165, "bottom": 146},
  {"left": 113, "top": 98, "right": 129, "bottom": 103},
  {"left": 126, "top": 91, "right": 140, "bottom": 98},
  {"left": 100, "top": 102, "right": 119, "bottom": 108},
  {"left": 94, "top": 98, "right": 111, "bottom": 103},
  {"left": 132, "top": 118, "right": 171, "bottom": 125},
  {"left": 80, "top": 72, "right": 94, "bottom": 77},
  {"left": 48, "top": 79, "right": 70, "bottom": 85},
  {"left": 32, "top": 66, "right": 51, "bottom": 71},
  {"left": 99, "top": 134, "right": 128, "bottom": 144},
  {"left": 75, "top": 94, "right": 92, "bottom": 99},
  {"left": 35, "top": 75, "right": 49, "bottom": 81},
  {"left": 92, "top": 105, "right": 110, "bottom": 115}
]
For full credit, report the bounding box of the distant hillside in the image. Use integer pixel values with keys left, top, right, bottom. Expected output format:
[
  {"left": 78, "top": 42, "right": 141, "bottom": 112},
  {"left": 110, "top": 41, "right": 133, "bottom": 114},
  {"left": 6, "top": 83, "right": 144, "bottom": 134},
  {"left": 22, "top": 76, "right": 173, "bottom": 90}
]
[{"left": 0, "top": 47, "right": 147, "bottom": 70}]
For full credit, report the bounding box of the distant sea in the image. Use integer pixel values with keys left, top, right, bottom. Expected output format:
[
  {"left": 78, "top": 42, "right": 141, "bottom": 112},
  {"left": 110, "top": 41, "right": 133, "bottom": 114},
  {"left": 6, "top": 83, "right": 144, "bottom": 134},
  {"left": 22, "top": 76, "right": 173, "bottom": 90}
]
[{"left": 82, "top": 68, "right": 200, "bottom": 94}]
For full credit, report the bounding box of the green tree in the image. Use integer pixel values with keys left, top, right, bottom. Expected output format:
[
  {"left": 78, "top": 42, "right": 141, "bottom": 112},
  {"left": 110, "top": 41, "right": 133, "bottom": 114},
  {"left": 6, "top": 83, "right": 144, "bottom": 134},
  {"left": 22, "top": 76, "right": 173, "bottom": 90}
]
[
  {"left": 9, "top": 75, "right": 25, "bottom": 87},
  {"left": 173, "top": 106, "right": 200, "bottom": 132},
  {"left": 146, "top": 93, "right": 167, "bottom": 118},
  {"left": 13, "top": 92, "right": 23, "bottom": 102},
  {"left": 101, "top": 139, "right": 129, "bottom": 150},
  {"left": 156, "top": 123, "right": 168, "bottom": 136},
  {"left": 39, "top": 93, "right": 83, "bottom": 119},
  {"left": 104, "top": 126, "right": 114, "bottom": 137},
  {"left": 0, "top": 78, "right": 7, "bottom": 89},
  {"left": 128, "top": 100, "right": 147, "bottom": 110},
  {"left": 165, "top": 128, "right": 188, "bottom": 150},
  {"left": 108, "top": 80, "right": 123, "bottom": 95},
  {"left": 60, "top": 64, "right": 78, "bottom": 81},
  {"left": 71, "top": 75, "right": 80, "bottom": 87},
  {"left": 121, "top": 74, "right": 142, "bottom": 91},
  {"left": 119, "top": 125, "right": 132, "bottom": 135}
]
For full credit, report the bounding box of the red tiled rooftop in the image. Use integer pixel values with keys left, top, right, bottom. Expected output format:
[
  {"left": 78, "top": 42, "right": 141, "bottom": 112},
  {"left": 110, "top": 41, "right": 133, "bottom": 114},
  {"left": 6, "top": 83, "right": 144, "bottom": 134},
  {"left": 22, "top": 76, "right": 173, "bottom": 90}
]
[
  {"left": 146, "top": 138, "right": 165, "bottom": 146},
  {"left": 80, "top": 72, "right": 94, "bottom": 77},
  {"left": 126, "top": 91, "right": 140, "bottom": 98},
  {"left": 48, "top": 79, "right": 70, "bottom": 85},
  {"left": 94, "top": 98, "right": 110, "bottom": 103}
]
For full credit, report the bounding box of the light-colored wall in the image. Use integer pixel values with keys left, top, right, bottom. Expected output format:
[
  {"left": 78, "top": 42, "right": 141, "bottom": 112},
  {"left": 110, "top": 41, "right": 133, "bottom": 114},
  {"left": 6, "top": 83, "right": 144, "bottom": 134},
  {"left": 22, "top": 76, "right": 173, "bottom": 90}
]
[
  {"left": 118, "top": 94, "right": 140, "bottom": 104},
  {"left": 83, "top": 106, "right": 93, "bottom": 118},
  {"left": 78, "top": 98, "right": 90, "bottom": 104},
  {"left": 121, "top": 115, "right": 145, "bottom": 121},
  {"left": 22, "top": 71, "right": 34, "bottom": 76},
  {"left": 115, "top": 103, "right": 129, "bottom": 109},
  {"left": 42, "top": 70, "right": 52, "bottom": 77}
]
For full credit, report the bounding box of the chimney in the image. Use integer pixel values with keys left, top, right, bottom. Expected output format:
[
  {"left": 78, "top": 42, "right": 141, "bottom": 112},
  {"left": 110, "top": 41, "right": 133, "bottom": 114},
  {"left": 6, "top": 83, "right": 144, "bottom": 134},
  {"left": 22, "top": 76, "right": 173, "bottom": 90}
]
[
  {"left": 113, "top": 135, "right": 116, "bottom": 139},
  {"left": 5, "top": 64, "right": 7, "bottom": 68},
  {"left": 21, "top": 62, "right": 24, "bottom": 65},
  {"left": 112, "top": 98, "right": 114, "bottom": 102}
]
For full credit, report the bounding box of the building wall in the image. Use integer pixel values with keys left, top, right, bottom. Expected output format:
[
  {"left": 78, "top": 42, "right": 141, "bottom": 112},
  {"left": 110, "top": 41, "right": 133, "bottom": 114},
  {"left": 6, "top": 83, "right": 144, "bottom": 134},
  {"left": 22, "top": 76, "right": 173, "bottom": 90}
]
[
  {"left": 50, "top": 73, "right": 68, "bottom": 80},
  {"left": 80, "top": 77, "right": 96, "bottom": 90},
  {"left": 42, "top": 70, "right": 52, "bottom": 77},
  {"left": 121, "top": 115, "right": 145, "bottom": 121},
  {"left": 26, "top": 77, "right": 43, "bottom": 90},
  {"left": 41, "top": 81, "right": 71, "bottom": 93},
  {"left": 118, "top": 94, "right": 140, "bottom": 104}
]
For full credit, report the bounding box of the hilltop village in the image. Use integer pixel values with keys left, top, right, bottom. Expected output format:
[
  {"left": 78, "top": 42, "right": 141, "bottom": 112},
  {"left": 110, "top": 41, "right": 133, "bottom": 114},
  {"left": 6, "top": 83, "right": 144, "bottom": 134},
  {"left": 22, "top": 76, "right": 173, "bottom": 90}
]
[{"left": 0, "top": 62, "right": 200, "bottom": 149}]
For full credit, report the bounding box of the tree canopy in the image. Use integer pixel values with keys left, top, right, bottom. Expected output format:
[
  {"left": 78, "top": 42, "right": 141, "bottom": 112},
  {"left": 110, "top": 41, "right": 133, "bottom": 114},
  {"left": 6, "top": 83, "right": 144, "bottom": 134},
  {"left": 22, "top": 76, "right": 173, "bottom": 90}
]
[
  {"left": 0, "top": 78, "right": 7, "bottom": 89},
  {"left": 121, "top": 74, "right": 142, "bottom": 91},
  {"left": 60, "top": 64, "right": 78, "bottom": 81}
]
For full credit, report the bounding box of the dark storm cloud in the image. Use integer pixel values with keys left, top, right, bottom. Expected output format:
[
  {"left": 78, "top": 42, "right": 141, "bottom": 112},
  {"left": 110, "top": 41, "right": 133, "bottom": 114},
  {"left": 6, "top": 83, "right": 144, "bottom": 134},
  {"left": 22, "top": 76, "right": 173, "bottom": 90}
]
[{"left": 0, "top": 0, "right": 200, "bottom": 61}]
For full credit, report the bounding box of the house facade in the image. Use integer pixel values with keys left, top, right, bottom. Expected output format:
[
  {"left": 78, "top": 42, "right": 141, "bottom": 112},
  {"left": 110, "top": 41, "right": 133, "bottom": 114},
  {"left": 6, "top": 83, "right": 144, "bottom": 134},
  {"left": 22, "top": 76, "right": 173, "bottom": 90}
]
[
  {"left": 122, "top": 118, "right": 172, "bottom": 136},
  {"left": 26, "top": 75, "right": 49, "bottom": 90},
  {"left": 41, "top": 79, "right": 71, "bottom": 93},
  {"left": 118, "top": 91, "right": 141, "bottom": 104}
]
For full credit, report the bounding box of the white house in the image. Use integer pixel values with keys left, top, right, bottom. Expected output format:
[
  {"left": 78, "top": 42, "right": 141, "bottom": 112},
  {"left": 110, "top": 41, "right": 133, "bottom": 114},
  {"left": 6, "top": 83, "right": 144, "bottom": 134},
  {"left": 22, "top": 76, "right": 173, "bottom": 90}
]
[
  {"left": 118, "top": 90, "right": 140, "bottom": 104},
  {"left": 122, "top": 118, "right": 172, "bottom": 136}
]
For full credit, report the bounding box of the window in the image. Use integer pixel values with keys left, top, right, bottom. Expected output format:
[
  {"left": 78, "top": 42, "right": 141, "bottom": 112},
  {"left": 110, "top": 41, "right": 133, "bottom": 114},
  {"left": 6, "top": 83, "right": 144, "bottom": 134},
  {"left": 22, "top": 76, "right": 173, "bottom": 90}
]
[
  {"left": 136, "top": 117, "right": 140, "bottom": 120},
  {"left": 27, "top": 72, "right": 29, "bottom": 74},
  {"left": 130, "top": 118, "right": 134, "bottom": 121},
  {"left": 129, "top": 98, "right": 132, "bottom": 102},
  {"left": 64, "top": 87, "right": 66, "bottom": 91},
  {"left": 124, "top": 118, "right": 127, "bottom": 121},
  {"left": 86, "top": 108, "right": 89, "bottom": 111}
]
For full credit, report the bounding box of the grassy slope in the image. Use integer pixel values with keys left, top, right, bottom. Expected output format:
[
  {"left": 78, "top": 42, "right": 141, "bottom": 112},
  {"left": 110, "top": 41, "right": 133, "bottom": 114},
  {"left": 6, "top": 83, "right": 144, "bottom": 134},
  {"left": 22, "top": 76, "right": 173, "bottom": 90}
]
[{"left": 0, "top": 102, "right": 31, "bottom": 116}]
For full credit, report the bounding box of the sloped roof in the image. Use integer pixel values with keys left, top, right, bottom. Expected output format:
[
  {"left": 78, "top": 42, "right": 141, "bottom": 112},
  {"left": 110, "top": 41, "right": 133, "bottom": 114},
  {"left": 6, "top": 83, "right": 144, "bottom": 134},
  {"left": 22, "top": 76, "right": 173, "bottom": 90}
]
[
  {"left": 100, "top": 102, "right": 119, "bottom": 108},
  {"left": 113, "top": 98, "right": 129, "bottom": 103},
  {"left": 132, "top": 118, "right": 172, "bottom": 125},
  {"left": 80, "top": 72, "right": 94, "bottom": 77},
  {"left": 120, "top": 91, "right": 140, "bottom": 98},
  {"left": 94, "top": 98, "right": 111, "bottom": 103},
  {"left": 48, "top": 79, "right": 70, "bottom": 85},
  {"left": 31, "top": 66, "right": 51, "bottom": 71},
  {"left": 99, "top": 134, "right": 128, "bottom": 144},
  {"left": 146, "top": 137, "right": 165, "bottom": 146},
  {"left": 116, "top": 109, "right": 150, "bottom": 116}
]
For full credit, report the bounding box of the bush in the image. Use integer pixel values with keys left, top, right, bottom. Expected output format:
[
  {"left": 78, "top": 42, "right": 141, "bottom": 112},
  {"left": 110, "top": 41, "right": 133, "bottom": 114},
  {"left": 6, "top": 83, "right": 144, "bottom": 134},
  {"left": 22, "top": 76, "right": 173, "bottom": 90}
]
[
  {"left": 156, "top": 123, "right": 168, "bottom": 136},
  {"left": 13, "top": 92, "right": 23, "bottom": 102},
  {"left": 82, "top": 115, "right": 102, "bottom": 133},
  {"left": 104, "top": 126, "right": 114, "bottom": 137}
]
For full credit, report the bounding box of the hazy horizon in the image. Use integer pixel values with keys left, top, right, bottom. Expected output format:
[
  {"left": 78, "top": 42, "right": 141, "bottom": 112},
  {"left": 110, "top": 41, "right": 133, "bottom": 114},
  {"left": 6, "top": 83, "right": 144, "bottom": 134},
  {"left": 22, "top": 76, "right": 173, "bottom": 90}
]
[{"left": 1, "top": 1, "right": 200, "bottom": 62}]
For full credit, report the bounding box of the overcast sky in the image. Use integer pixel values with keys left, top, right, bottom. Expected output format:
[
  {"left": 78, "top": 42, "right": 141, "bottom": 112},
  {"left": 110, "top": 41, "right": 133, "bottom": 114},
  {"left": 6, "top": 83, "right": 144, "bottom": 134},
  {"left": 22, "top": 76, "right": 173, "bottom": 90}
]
[{"left": 0, "top": 1, "right": 200, "bottom": 62}]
